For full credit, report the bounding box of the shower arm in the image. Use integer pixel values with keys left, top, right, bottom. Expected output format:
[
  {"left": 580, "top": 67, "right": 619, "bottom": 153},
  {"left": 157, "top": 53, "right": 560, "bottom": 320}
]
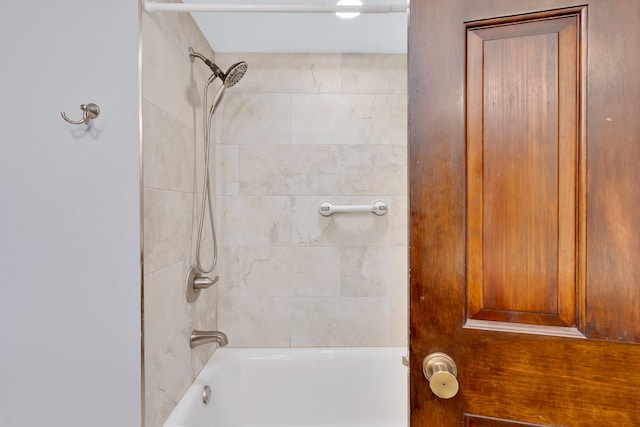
[
  {"left": 189, "top": 47, "right": 225, "bottom": 79},
  {"left": 189, "top": 49, "right": 209, "bottom": 64}
]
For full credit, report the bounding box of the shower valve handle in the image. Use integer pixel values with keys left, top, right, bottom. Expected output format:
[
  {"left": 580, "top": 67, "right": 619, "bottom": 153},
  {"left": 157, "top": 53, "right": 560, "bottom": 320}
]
[{"left": 193, "top": 275, "right": 219, "bottom": 290}]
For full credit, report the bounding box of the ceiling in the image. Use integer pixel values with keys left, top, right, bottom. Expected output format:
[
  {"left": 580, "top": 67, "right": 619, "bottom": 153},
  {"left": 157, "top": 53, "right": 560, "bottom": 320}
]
[{"left": 183, "top": 0, "right": 408, "bottom": 53}]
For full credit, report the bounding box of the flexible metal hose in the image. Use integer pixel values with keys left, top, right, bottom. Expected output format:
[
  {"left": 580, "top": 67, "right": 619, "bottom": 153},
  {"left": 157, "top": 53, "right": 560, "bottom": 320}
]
[{"left": 195, "top": 74, "right": 220, "bottom": 274}]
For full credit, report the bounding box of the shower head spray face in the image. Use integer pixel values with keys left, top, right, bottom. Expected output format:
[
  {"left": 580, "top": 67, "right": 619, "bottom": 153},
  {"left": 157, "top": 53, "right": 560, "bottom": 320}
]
[
  {"left": 222, "top": 62, "right": 248, "bottom": 88},
  {"left": 188, "top": 47, "right": 248, "bottom": 88}
]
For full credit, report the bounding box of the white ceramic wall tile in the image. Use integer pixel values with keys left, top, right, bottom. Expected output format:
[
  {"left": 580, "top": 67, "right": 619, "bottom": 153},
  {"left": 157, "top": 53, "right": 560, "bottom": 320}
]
[
  {"left": 143, "top": 189, "right": 193, "bottom": 274},
  {"left": 341, "top": 54, "right": 407, "bottom": 94},
  {"left": 217, "top": 196, "right": 291, "bottom": 246},
  {"left": 390, "top": 297, "right": 408, "bottom": 347},
  {"left": 238, "top": 53, "right": 342, "bottom": 93},
  {"left": 340, "top": 246, "right": 407, "bottom": 297},
  {"left": 291, "top": 94, "right": 392, "bottom": 145},
  {"left": 217, "top": 296, "right": 290, "bottom": 347},
  {"left": 216, "top": 93, "right": 291, "bottom": 145},
  {"left": 143, "top": 100, "right": 195, "bottom": 193},
  {"left": 290, "top": 297, "right": 390, "bottom": 347}
]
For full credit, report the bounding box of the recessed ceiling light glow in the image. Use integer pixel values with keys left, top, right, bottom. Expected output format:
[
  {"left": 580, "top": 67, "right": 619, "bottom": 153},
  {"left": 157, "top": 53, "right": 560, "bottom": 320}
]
[{"left": 336, "top": 0, "right": 363, "bottom": 19}]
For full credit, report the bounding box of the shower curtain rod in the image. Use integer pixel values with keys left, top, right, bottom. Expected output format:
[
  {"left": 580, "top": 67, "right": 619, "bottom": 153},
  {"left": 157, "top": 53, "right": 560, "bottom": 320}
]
[{"left": 143, "top": 2, "right": 408, "bottom": 14}]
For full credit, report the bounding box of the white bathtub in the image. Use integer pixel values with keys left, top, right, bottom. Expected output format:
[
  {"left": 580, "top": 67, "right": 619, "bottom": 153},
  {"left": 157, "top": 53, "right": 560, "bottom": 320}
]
[{"left": 163, "top": 347, "right": 408, "bottom": 427}]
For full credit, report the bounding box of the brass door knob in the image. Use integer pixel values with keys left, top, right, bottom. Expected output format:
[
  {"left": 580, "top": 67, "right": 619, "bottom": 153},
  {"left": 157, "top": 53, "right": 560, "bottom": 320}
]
[{"left": 423, "top": 352, "right": 459, "bottom": 399}]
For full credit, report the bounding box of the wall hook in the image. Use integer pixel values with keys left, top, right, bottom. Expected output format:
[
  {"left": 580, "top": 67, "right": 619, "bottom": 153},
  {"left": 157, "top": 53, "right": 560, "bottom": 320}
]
[{"left": 61, "top": 103, "right": 100, "bottom": 125}]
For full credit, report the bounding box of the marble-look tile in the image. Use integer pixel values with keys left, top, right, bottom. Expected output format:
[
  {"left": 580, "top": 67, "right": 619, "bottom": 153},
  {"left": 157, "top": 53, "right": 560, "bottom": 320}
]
[
  {"left": 217, "top": 296, "right": 290, "bottom": 347},
  {"left": 236, "top": 144, "right": 405, "bottom": 196},
  {"left": 144, "top": 328, "right": 192, "bottom": 427},
  {"left": 215, "top": 93, "right": 291, "bottom": 145},
  {"left": 218, "top": 247, "right": 341, "bottom": 297},
  {"left": 291, "top": 196, "right": 408, "bottom": 247},
  {"left": 339, "top": 145, "right": 407, "bottom": 195},
  {"left": 288, "top": 247, "right": 342, "bottom": 297},
  {"left": 143, "top": 261, "right": 189, "bottom": 360},
  {"left": 141, "top": 9, "right": 223, "bottom": 427},
  {"left": 215, "top": 142, "right": 239, "bottom": 195},
  {"left": 340, "top": 246, "right": 407, "bottom": 297},
  {"left": 143, "top": 7, "right": 214, "bottom": 72},
  {"left": 142, "top": 13, "right": 199, "bottom": 127},
  {"left": 341, "top": 54, "right": 407, "bottom": 94},
  {"left": 237, "top": 145, "right": 343, "bottom": 196},
  {"left": 217, "top": 196, "right": 290, "bottom": 246},
  {"left": 391, "top": 94, "right": 408, "bottom": 146},
  {"left": 217, "top": 247, "right": 292, "bottom": 297},
  {"left": 390, "top": 297, "right": 408, "bottom": 347},
  {"left": 238, "top": 53, "right": 341, "bottom": 93},
  {"left": 143, "top": 189, "right": 193, "bottom": 274},
  {"left": 290, "top": 297, "right": 390, "bottom": 347},
  {"left": 144, "top": 260, "right": 218, "bottom": 427},
  {"left": 216, "top": 247, "right": 239, "bottom": 296},
  {"left": 291, "top": 94, "right": 392, "bottom": 145},
  {"left": 143, "top": 100, "right": 194, "bottom": 192}
]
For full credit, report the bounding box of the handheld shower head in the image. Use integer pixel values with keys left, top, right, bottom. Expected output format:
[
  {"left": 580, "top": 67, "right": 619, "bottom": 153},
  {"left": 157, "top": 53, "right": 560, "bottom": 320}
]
[
  {"left": 189, "top": 47, "right": 248, "bottom": 88},
  {"left": 222, "top": 62, "right": 248, "bottom": 88}
]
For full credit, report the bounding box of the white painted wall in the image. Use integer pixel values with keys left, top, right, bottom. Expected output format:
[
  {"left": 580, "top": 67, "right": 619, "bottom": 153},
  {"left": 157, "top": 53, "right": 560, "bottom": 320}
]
[{"left": 0, "top": 1, "right": 141, "bottom": 426}]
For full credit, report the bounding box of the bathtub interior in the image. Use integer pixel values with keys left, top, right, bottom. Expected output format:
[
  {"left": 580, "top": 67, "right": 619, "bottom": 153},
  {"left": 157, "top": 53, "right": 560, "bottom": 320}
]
[{"left": 163, "top": 347, "right": 408, "bottom": 427}]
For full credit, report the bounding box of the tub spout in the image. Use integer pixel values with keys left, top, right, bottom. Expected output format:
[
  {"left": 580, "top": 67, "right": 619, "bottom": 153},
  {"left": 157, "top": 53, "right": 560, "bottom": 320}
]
[{"left": 190, "top": 330, "right": 229, "bottom": 348}]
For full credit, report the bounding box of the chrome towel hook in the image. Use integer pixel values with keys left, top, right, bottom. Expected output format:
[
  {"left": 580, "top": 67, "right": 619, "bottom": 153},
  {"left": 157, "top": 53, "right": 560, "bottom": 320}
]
[{"left": 61, "top": 103, "right": 100, "bottom": 125}]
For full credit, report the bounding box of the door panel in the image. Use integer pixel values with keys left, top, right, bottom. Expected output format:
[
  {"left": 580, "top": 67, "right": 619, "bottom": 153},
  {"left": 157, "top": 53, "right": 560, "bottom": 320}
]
[
  {"left": 409, "top": 0, "right": 640, "bottom": 425},
  {"left": 466, "top": 11, "right": 581, "bottom": 328},
  {"left": 466, "top": 414, "right": 552, "bottom": 427}
]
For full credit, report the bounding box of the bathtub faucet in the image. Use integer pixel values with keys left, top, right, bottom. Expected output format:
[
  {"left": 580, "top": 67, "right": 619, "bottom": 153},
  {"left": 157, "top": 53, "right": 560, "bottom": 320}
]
[{"left": 190, "top": 330, "right": 229, "bottom": 348}]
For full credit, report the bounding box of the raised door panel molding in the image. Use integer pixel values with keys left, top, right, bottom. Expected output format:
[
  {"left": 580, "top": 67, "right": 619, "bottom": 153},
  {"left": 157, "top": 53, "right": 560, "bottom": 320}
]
[{"left": 465, "top": 9, "right": 586, "bottom": 330}]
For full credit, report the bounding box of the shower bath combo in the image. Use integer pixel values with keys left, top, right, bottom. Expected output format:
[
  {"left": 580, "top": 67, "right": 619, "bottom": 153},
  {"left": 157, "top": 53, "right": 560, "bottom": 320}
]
[{"left": 185, "top": 47, "right": 247, "bottom": 347}]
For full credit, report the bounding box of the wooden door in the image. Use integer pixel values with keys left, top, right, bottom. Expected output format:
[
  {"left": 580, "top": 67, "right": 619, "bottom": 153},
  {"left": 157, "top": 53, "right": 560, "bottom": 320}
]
[{"left": 408, "top": 0, "right": 640, "bottom": 425}]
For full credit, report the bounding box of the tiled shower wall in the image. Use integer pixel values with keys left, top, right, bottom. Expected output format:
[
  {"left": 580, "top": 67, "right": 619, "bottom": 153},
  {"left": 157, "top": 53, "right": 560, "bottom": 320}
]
[
  {"left": 213, "top": 53, "right": 408, "bottom": 347},
  {"left": 141, "top": 7, "right": 218, "bottom": 427}
]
